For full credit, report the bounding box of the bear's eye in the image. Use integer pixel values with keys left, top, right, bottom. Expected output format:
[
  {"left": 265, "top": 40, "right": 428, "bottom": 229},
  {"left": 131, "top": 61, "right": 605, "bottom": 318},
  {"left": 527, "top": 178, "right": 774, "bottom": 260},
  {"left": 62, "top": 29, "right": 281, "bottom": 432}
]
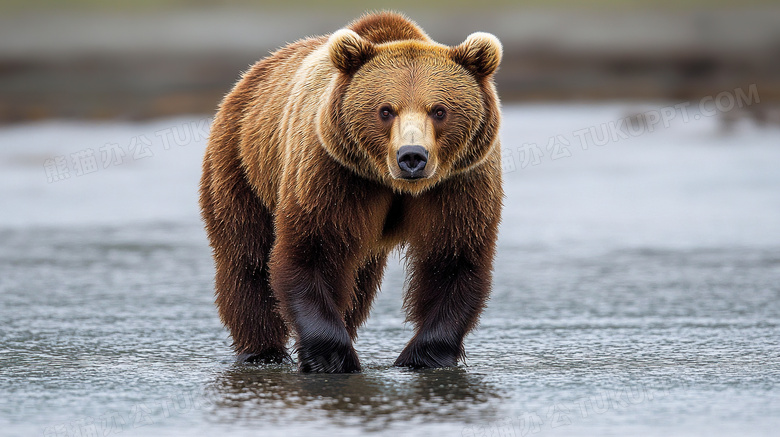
[
  {"left": 379, "top": 106, "right": 394, "bottom": 121},
  {"left": 432, "top": 106, "right": 447, "bottom": 121}
]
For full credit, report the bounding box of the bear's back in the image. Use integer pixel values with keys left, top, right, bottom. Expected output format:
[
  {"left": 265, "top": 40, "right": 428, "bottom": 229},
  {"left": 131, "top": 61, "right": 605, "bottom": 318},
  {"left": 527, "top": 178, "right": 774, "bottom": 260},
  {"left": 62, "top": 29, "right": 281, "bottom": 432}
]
[{"left": 348, "top": 12, "right": 430, "bottom": 44}]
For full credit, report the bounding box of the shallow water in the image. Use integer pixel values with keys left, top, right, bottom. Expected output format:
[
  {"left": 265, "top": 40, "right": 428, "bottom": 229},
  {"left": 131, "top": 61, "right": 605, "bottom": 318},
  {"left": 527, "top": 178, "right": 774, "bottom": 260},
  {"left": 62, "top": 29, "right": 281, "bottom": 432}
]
[{"left": 1, "top": 104, "right": 779, "bottom": 436}]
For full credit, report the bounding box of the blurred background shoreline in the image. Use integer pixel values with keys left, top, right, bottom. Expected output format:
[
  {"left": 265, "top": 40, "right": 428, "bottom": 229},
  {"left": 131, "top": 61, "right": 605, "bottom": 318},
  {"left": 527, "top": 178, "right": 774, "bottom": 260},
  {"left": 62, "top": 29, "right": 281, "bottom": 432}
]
[{"left": 2, "top": 1, "right": 780, "bottom": 122}]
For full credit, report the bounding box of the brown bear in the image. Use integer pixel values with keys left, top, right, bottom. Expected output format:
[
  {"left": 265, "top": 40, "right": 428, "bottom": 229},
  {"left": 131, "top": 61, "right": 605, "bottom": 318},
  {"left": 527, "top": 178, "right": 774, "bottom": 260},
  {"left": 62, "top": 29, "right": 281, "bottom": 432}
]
[{"left": 199, "top": 12, "right": 503, "bottom": 373}]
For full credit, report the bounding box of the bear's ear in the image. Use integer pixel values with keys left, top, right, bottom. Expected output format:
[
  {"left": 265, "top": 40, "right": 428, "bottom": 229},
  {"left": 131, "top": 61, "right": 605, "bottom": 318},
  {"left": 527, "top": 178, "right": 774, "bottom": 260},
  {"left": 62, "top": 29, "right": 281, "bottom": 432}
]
[
  {"left": 328, "top": 29, "right": 377, "bottom": 75},
  {"left": 450, "top": 32, "right": 503, "bottom": 79}
]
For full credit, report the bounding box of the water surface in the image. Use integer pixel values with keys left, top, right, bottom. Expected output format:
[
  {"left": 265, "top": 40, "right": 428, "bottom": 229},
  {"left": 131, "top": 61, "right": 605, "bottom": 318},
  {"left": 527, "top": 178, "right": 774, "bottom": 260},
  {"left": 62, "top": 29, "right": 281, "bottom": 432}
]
[{"left": 1, "top": 105, "right": 779, "bottom": 436}]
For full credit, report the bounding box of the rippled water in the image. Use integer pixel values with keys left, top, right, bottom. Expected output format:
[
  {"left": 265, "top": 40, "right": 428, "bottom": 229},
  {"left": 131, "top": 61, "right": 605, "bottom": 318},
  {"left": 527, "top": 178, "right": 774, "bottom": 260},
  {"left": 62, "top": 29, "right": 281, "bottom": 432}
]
[{"left": 1, "top": 105, "right": 779, "bottom": 436}]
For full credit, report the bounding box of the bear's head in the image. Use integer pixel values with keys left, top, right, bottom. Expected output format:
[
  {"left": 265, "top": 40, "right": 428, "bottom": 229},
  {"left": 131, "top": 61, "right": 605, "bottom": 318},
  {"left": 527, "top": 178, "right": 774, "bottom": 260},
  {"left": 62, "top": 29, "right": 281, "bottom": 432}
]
[{"left": 318, "top": 27, "right": 502, "bottom": 195}]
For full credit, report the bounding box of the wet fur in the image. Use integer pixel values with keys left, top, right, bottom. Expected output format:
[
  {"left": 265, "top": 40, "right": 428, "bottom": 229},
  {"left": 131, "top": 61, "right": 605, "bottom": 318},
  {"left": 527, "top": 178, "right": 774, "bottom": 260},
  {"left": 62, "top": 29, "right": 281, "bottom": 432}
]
[{"left": 200, "top": 12, "right": 503, "bottom": 372}]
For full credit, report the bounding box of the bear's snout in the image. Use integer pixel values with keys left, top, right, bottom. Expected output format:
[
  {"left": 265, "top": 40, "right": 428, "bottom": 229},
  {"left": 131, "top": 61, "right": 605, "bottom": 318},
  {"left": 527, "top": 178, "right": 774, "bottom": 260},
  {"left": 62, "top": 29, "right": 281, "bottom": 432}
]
[{"left": 396, "top": 146, "right": 428, "bottom": 179}]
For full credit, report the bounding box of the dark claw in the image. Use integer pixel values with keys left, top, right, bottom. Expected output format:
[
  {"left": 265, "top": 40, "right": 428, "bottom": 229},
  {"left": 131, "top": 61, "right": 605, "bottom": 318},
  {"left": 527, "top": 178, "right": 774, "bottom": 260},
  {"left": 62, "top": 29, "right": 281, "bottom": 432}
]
[
  {"left": 394, "top": 337, "right": 461, "bottom": 369},
  {"left": 236, "top": 348, "right": 291, "bottom": 364},
  {"left": 296, "top": 333, "right": 361, "bottom": 373}
]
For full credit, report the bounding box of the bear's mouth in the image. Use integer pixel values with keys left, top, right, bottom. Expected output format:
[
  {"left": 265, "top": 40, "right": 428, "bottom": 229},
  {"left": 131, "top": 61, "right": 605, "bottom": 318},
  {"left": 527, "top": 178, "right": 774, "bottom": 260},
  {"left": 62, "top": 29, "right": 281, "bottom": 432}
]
[
  {"left": 391, "top": 166, "right": 434, "bottom": 181},
  {"left": 390, "top": 169, "right": 433, "bottom": 182},
  {"left": 389, "top": 166, "right": 435, "bottom": 182},
  {"left": 398, "top": 170, "right": 426, "bottom": 180}
]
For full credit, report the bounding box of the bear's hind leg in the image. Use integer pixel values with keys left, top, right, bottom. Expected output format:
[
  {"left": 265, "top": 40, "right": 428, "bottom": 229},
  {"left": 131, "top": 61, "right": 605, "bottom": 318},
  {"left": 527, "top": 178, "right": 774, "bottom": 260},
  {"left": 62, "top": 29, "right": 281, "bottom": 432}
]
[
  {"left": 218, "top": 253, "right": 290, "bottom": 365},
  {"left": 201, "top": 148, "right": 289, "bottom": 364},
  {"left": 344, "top": 252, "right": 389, "bottom": 340}
]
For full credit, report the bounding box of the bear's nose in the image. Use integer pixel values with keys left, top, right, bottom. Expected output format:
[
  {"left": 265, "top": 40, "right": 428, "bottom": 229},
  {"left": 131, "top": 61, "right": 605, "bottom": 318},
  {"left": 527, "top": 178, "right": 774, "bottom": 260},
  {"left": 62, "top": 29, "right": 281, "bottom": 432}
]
[{"left": 396, "top": 145, "right": 428, "bottom": 179}]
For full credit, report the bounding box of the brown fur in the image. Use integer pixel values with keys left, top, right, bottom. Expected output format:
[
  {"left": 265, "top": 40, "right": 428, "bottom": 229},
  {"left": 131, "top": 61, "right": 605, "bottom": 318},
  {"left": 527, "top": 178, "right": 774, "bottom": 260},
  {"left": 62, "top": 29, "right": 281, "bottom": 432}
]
[{"left": 199, "top": 12, "right": 503, "bottom": 372}]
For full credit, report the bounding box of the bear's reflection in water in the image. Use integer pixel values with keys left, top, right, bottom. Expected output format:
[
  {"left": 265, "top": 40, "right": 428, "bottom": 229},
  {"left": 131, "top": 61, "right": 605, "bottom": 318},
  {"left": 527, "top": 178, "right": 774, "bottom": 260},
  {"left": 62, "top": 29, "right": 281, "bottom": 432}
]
[{"left": 206, "top": 365, "right": 502, "bottom": 429}]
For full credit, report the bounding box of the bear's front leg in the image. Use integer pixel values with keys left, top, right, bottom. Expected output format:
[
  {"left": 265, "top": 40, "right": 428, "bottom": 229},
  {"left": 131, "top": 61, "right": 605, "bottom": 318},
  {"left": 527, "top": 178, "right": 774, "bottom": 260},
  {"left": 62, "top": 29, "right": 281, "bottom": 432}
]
[
  {"left": 269, "top": 188, "right": 381, "bottom": 373},
  {"left": 270, "top": 228, "right": 362, "bottom": 373},
  {"left": 394, "top": 245, "right": 496, "bottom": 369},
  {"left": 394, "top": 171, "right": 501, "bottom": 369}
]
